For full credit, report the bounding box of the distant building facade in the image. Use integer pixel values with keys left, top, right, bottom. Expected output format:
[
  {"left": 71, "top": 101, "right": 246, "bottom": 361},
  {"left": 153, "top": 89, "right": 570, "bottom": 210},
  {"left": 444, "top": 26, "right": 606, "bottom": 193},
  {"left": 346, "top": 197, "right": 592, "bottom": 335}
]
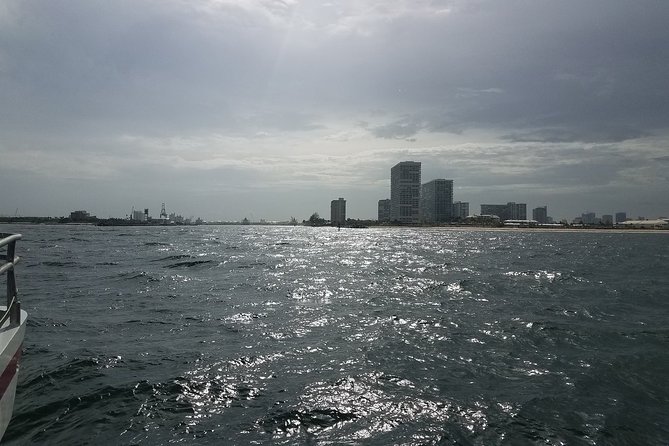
[
  {"left": 532, "top": 206, "right": 548, "bottom": 224},
  {"left": 69, "top": 210, "right": 96, "bottom": 222},
  {"left": 132, "top": 209, "right": 147, "bottom": 222},
  {"left": 390, "top": 161, "right": 421, "bottom": 224},
  {"left": 509, "top": 202, "right": 527, "bottom": 220},
  {"left": 615, "top": 212, "right": 627, "bottom": 224},
  {"left": 452, "top": 201, "right": 470, "bottom": 220},
  {"left": 480, "top": 202, "right": 527, "bottom": 221},
  {"left": 420, "top": 179, "right": 453, "bottom": 223},
  {"left": 602, "top": 214, "right": 613, "bottom": 225},
  {"left": 377, "top": 199, "right": 391, "bottom": 222},
  {"left": 480, "top": 204, "right": 506, "bottom": 219},
  {"left": 330, "top": 198, "right": 346, "bottom": 226},
  {"left": 581, "top": 212, "right": 596, "bottom": 225},
  {"left": 620, "top": 219, "right": 669, "bottom": 229},
  {"left": 169, "top": 212, "right": 187, "bottom": 224}
]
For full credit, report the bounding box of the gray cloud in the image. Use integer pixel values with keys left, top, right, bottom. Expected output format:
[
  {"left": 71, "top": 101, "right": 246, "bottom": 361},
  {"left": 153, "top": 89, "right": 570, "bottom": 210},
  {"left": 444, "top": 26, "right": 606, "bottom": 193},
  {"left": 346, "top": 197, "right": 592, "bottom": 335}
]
[
  {"left": 1, "top": 0, "right": 668, "bottom": 219},
  {"left": 501, "top": 126, "right": 649, "bottom": 144},
  {"left": 370, "top": 116, "right": 424, "bottom": 140},
  {"left": 4, "top": 0, "right": 669, "bottom": 141}
]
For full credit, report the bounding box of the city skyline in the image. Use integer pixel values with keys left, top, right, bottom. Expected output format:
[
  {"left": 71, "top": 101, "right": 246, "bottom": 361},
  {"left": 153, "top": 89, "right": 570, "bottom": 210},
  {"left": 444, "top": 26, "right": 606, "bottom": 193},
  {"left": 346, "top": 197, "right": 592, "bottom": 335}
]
[
  {"left": 1, "top": 201, "right": 646, "bottom": 225},
  {"left": 1, "top": 1, "right": 668, "bottom": 221},
  {"left": 0, "top": 158, "right": 654, "bottom": 224},
  {"left": 1, "top": 157, "right": 648, "bottom": 224}
]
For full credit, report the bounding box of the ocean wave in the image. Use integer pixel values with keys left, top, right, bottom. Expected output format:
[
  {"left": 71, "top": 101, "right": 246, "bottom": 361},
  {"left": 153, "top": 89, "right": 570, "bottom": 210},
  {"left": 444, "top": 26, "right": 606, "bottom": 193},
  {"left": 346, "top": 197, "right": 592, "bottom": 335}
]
[
  {"left": 7, "top": 225, "right": 669, "bottom": 445},
  {"left": 117, "top": 271, "right": 161, "bottom": 282},
  {"left": 152, "top": 254, "right": 193, "bottom": 262},
  {"left": 40, "top": 260, "right": 79, "bottom": 267},
  {"left": 165, "top": 260, "right": 215, "bottom": 268},
  {"left": 257, "top": 372, "right": 455, "bottom": 441}
]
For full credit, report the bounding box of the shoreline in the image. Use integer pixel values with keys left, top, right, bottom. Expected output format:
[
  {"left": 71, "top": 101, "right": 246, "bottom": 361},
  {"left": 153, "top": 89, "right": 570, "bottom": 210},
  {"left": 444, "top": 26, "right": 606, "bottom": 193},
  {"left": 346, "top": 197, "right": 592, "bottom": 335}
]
[
  {"left": 400, "top": 226, "right": 669, "bottom": 234},
  {"left": 2, "top": 221, "right": 667, "bottom": 234}
]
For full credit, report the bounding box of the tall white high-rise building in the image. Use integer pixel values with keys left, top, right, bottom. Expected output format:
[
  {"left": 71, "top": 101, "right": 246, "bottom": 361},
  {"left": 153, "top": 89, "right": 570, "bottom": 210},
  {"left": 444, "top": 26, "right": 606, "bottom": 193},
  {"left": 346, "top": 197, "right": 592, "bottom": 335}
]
[
  {"left": 390, "top": 161, "right": 421, "bottom": 224},
  {"left": 420, "top": 179, "right": 453, "bottom": 223}
]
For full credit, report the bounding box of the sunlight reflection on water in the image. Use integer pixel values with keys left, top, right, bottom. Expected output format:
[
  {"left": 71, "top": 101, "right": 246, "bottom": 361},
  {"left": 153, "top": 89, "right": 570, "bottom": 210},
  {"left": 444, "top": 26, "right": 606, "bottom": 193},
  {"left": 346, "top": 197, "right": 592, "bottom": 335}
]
[{"left": 5, "top": 225, "right": 669, "bottom": 445}]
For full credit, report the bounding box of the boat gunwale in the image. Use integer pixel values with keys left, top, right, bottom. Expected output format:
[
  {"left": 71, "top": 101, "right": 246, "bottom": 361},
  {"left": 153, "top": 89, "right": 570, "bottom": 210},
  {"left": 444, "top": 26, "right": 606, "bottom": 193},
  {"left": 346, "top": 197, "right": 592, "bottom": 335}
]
[{"left": 0, "top": 234, "right": 22, "bottom": 328}]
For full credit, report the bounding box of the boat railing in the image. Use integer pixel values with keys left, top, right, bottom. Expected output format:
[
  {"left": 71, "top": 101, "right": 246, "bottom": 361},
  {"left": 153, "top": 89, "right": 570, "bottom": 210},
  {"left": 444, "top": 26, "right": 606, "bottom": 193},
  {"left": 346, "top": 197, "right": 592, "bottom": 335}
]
[{"left": 0, "top": 233, "right": 21, "bottom": 328}]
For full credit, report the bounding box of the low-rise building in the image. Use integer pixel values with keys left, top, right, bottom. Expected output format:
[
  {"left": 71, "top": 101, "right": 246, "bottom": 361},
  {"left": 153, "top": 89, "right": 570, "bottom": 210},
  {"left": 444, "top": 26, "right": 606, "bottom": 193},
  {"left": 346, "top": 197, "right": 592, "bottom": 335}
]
[
  {"left": 70, "top": 210, "right": 96, "bottom": 222},
  {"left": 620, "top": 219, "right": 669, "bottom": 229}
]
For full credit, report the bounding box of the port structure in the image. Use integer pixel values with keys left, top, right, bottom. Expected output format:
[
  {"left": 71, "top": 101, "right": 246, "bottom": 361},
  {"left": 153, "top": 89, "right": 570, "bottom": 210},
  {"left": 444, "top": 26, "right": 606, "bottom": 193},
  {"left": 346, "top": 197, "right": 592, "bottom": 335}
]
[{"left": 160, "top": 203, "right": 168, "bottom": 220}]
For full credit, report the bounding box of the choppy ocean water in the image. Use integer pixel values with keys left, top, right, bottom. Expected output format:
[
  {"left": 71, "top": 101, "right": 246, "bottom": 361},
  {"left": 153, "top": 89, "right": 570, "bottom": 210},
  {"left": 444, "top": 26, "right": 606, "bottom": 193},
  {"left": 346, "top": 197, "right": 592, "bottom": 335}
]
[{"left": 2, "top": 224, "right": 668, "bottom": 445}]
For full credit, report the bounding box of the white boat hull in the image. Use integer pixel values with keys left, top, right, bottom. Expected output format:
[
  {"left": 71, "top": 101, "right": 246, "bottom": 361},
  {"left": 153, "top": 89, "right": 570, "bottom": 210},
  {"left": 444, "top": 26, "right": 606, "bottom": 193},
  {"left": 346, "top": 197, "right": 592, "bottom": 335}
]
[{"left": 0, "top": 309, "right": 26, "bottom": 439}]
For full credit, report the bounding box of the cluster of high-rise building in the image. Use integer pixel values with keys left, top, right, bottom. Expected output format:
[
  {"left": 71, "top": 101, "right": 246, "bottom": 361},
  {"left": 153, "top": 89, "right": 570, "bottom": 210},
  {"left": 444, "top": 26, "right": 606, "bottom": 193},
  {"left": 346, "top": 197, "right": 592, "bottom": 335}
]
[
  {"left": 572, "top": 211, "right": 628, "bottom": 226},
  {"left": 375, "top": 161, "right": 556, "bottom": 225},
  {"left": 329, "top": 161, "right": 640, "bottom": 227},
  {"left": 378, "top": 161, "right": 470, "bottom": 224}
]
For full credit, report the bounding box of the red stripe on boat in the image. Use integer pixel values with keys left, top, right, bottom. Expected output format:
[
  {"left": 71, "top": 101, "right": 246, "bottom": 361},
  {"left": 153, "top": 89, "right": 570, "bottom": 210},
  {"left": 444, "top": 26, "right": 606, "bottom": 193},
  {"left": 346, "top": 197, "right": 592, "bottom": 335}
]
[{"left": 0, "top": 347, "right": 21, "bottom": 401}]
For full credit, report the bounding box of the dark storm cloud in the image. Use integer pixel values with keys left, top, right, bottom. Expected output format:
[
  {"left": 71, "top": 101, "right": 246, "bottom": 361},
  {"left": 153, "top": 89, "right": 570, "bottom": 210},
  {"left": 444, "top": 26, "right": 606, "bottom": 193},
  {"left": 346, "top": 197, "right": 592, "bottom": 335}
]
[
  {"left": 361, "top": 1, "right": 669, "bottom": 143},
  {"left": 3, "top": 0, "right": 668, "bottom": 142}
]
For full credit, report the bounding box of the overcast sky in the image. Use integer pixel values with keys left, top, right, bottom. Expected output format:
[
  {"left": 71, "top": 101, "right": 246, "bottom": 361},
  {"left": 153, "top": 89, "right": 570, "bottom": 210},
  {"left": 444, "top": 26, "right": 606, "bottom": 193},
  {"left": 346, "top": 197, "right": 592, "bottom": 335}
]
[{"left": 1, "top": 0, "right": 668, "bottom": 221}]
